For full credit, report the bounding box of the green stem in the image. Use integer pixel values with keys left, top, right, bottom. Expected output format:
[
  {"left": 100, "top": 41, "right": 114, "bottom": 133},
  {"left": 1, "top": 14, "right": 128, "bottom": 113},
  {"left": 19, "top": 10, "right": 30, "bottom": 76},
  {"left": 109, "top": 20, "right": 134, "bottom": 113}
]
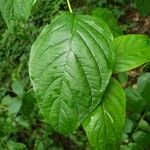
[{"left": 66, "top": 0, "right": 73, "bottom": 13}]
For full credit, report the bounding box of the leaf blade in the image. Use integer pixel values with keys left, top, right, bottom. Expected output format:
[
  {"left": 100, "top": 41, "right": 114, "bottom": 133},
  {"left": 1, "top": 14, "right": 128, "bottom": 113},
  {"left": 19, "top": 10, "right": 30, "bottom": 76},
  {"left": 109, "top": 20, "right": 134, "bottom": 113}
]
[
  {"left": 83, "top": 78, "right": 126, "bottom": 150},
  {"left": 137, "top": 73, "right": 150, "bottom": 106},
  {"left": 93, "top": 8, "right": 123, "bottom": 37},
  {"left": 0, "top": 0, "right": 34, "bottom": 32},
  {"left": 29, "top": 13, "right": 114, "bottom": 134},
  {"left": 113, "top": 34, "right": 150, "bottom": 73}
]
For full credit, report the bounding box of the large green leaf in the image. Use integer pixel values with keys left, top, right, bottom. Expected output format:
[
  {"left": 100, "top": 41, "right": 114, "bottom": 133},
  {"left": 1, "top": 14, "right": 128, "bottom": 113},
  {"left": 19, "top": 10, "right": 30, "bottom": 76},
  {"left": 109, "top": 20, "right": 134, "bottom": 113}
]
[
  {"left": 93, "top": 8, "right": 123, "bottom": 37},
  {"left": 135, "top": 0, "right": 150, "bottom": 16},
  {"left": 113, "top": 34, "right": 150, "bottom": 73},
  {"left": 29, "top": 13, "right": 114, "bottom": 134},
  {"left": 0, "top": 0, "right": 35, "bottom": 32},
  {"left": 83, "top": 78, "right": 125, "bottom": 150}
]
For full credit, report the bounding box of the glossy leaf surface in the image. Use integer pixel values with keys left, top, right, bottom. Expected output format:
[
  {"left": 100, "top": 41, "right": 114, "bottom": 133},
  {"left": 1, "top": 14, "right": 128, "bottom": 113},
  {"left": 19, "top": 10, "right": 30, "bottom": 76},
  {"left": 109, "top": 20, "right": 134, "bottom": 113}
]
[
  {"left": 113, "top": 34, "right": 150, "bottom": 73},
  {"left": 83, "top": 78, "right": 125, "bottom": 150},
  {"left": 29, "top": 13, "right": 114, "bottom": 134}
]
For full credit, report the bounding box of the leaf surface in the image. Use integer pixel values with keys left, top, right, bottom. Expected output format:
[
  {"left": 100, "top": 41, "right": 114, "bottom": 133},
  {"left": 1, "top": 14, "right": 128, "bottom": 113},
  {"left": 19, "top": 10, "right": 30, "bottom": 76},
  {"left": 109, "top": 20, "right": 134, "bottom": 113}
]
[
  {"left": 137, "top": 73, "right": 150, "bottom": 106},
  {"left": 2, "top": 95, "right": 22, "bottom": 114},
  {"left": 125, "top": 87, "right": 145, "bottom": 113},
  {"left": 113, "top": 34, "right": 150, "bottom": 73},
  {"left": 83, "top": 78, "right": 125, "bottom": 150},
  {"left": 0, "top": 0, "right": 35, "bottom": 32},
  {"left": 93, "top": 8, "right": 123, "bottom": 37},
  {"left": 133, "top": 131, "right": 150, "bottom": 148},
  {"left": 29, "top": 13, "right": 114, "bottom": 134}
]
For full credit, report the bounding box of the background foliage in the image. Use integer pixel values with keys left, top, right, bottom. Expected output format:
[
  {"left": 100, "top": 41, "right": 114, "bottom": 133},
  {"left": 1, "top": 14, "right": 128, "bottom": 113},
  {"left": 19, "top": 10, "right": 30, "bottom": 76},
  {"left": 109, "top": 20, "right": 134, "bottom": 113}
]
[{"left": 0, "top": 0, "right": 150, "bottom": 149}]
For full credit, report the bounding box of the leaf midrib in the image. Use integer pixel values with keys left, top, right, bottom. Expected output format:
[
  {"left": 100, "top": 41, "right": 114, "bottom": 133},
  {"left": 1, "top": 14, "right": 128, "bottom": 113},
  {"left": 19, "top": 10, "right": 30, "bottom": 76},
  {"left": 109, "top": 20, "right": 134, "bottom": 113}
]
[{"left": 50, "top": 15, "right": 77, "bottom": 131}]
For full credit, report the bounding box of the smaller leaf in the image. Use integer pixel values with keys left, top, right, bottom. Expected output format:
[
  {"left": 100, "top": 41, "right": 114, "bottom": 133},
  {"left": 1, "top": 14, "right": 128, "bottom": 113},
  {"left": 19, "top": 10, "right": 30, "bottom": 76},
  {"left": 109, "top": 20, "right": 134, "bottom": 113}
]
[
  {"left": 125, "top": 87, "right": 145, "bottom": 113},
  {"left": 133, "top": 131, "right": 150, "bottom": 148},
  {"left": 83, "top": 78, "right": 125, "bottom": 150},
  {"left": 12, "top": 80, "right": 24, "bottom": 96},
  {"left": 2, "top": 95, "right": 22, "bottom": 114},
  {"left": 121, "top": 133, "right": 128, "bottom": 142},
  {"left": 139, "top": 119, "right": 150, "bottom": 133},
  {"left": 124, "top": 118, "right": 134, "bottom": 134},
  {"left": 0, "top": 0, "right": 35, "bottom": 33},
  {"left": 93, "top": 8, "right": 123, "bottom": 37},
  {"left": 130, "top": 113, "right": 141, "bottom": 121},
  {"left": 137, "top": 73, "right": 150, "bottom": 106},
  {"left": 120, "top": 143, "right": 144, "bottom": 150},
  {"left": 35, "top": 140, "right": 45, "bottom": 150},
  {"left": 113, "top": 34, "right": 150, "bottom": 73},
  {"left": 7, "top": 141, "right": 26, "bottom": 150}
]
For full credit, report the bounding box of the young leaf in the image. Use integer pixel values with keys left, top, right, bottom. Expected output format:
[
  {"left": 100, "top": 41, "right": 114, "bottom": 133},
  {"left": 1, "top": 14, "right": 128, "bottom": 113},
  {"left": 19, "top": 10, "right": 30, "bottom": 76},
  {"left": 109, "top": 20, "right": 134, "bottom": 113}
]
[
  {"left": 93, "top": 8, "right": 123, "bottom": 37},
  {"left": 137, "top": 73, "right": 150, "bottom": 106},
  {"left": 135, "top": 0, "right": 150, "bottom": 16},
  {"left": 0, "top": 0, "right": 35, "bottom": 32},
  {"left": 29, "top": 13, "right": 114, "bottom": 134},
  {"left": 83, "top": 78, "right": 125, "bottom": 150},
  {"left": 113, "top": 34, "right": 150, "bottom": 73}
]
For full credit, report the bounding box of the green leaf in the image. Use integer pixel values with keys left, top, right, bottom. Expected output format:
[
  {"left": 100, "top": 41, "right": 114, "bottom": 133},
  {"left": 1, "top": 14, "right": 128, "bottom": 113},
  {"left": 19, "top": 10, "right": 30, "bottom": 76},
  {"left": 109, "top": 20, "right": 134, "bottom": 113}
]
[
  {"left": 135, "top": 0, "right": 150, "bottom": 16},
  {"left": 125, "top": 87, "right": 145, "bottom": 113},
  {"left": 121, "top": 133, "right": 128, "bottom": 142},
  {"left": 93, "top": 8, "right": 123, "bottom": 37},
  {"left": 29, "top": 13, "right": 114, "bottom": 134},
  {"left": 35, "top": 140, "right": 45, "bottom": 150},
  {"left": 120, "top": 143, "right": 144, "bottom": 150},
  {"left": 124, "top": 118, "right": 134, "bottom": 134},
  {"left": 12, "top": 80, "right": 24, "bottom": 96},
  {"left": 113, "top": 34, "right": 150, "bottom": 73},
  {"left": 137, "top": 73, "right": 150, "bottom": 106},
  {"left": 1, "top": 95, "right": 22, "bottom": 114},
  {"left": 0, "top": 0, "right": 35, "bottom": 32},
  {"left": 133, "top": 131, "right": 150, "bottom": 148},
  {"left": 7, "top": 140, "right": 26, "bottom": 150},
  {"left": 118, "top": 72, "right": 128, "bottom": 85},
  {"left": 139, "top": 119, "right": 150, "bottom": 133},
  {"left": 83, "top": 78, "right": 125, "bottom": 150}
]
